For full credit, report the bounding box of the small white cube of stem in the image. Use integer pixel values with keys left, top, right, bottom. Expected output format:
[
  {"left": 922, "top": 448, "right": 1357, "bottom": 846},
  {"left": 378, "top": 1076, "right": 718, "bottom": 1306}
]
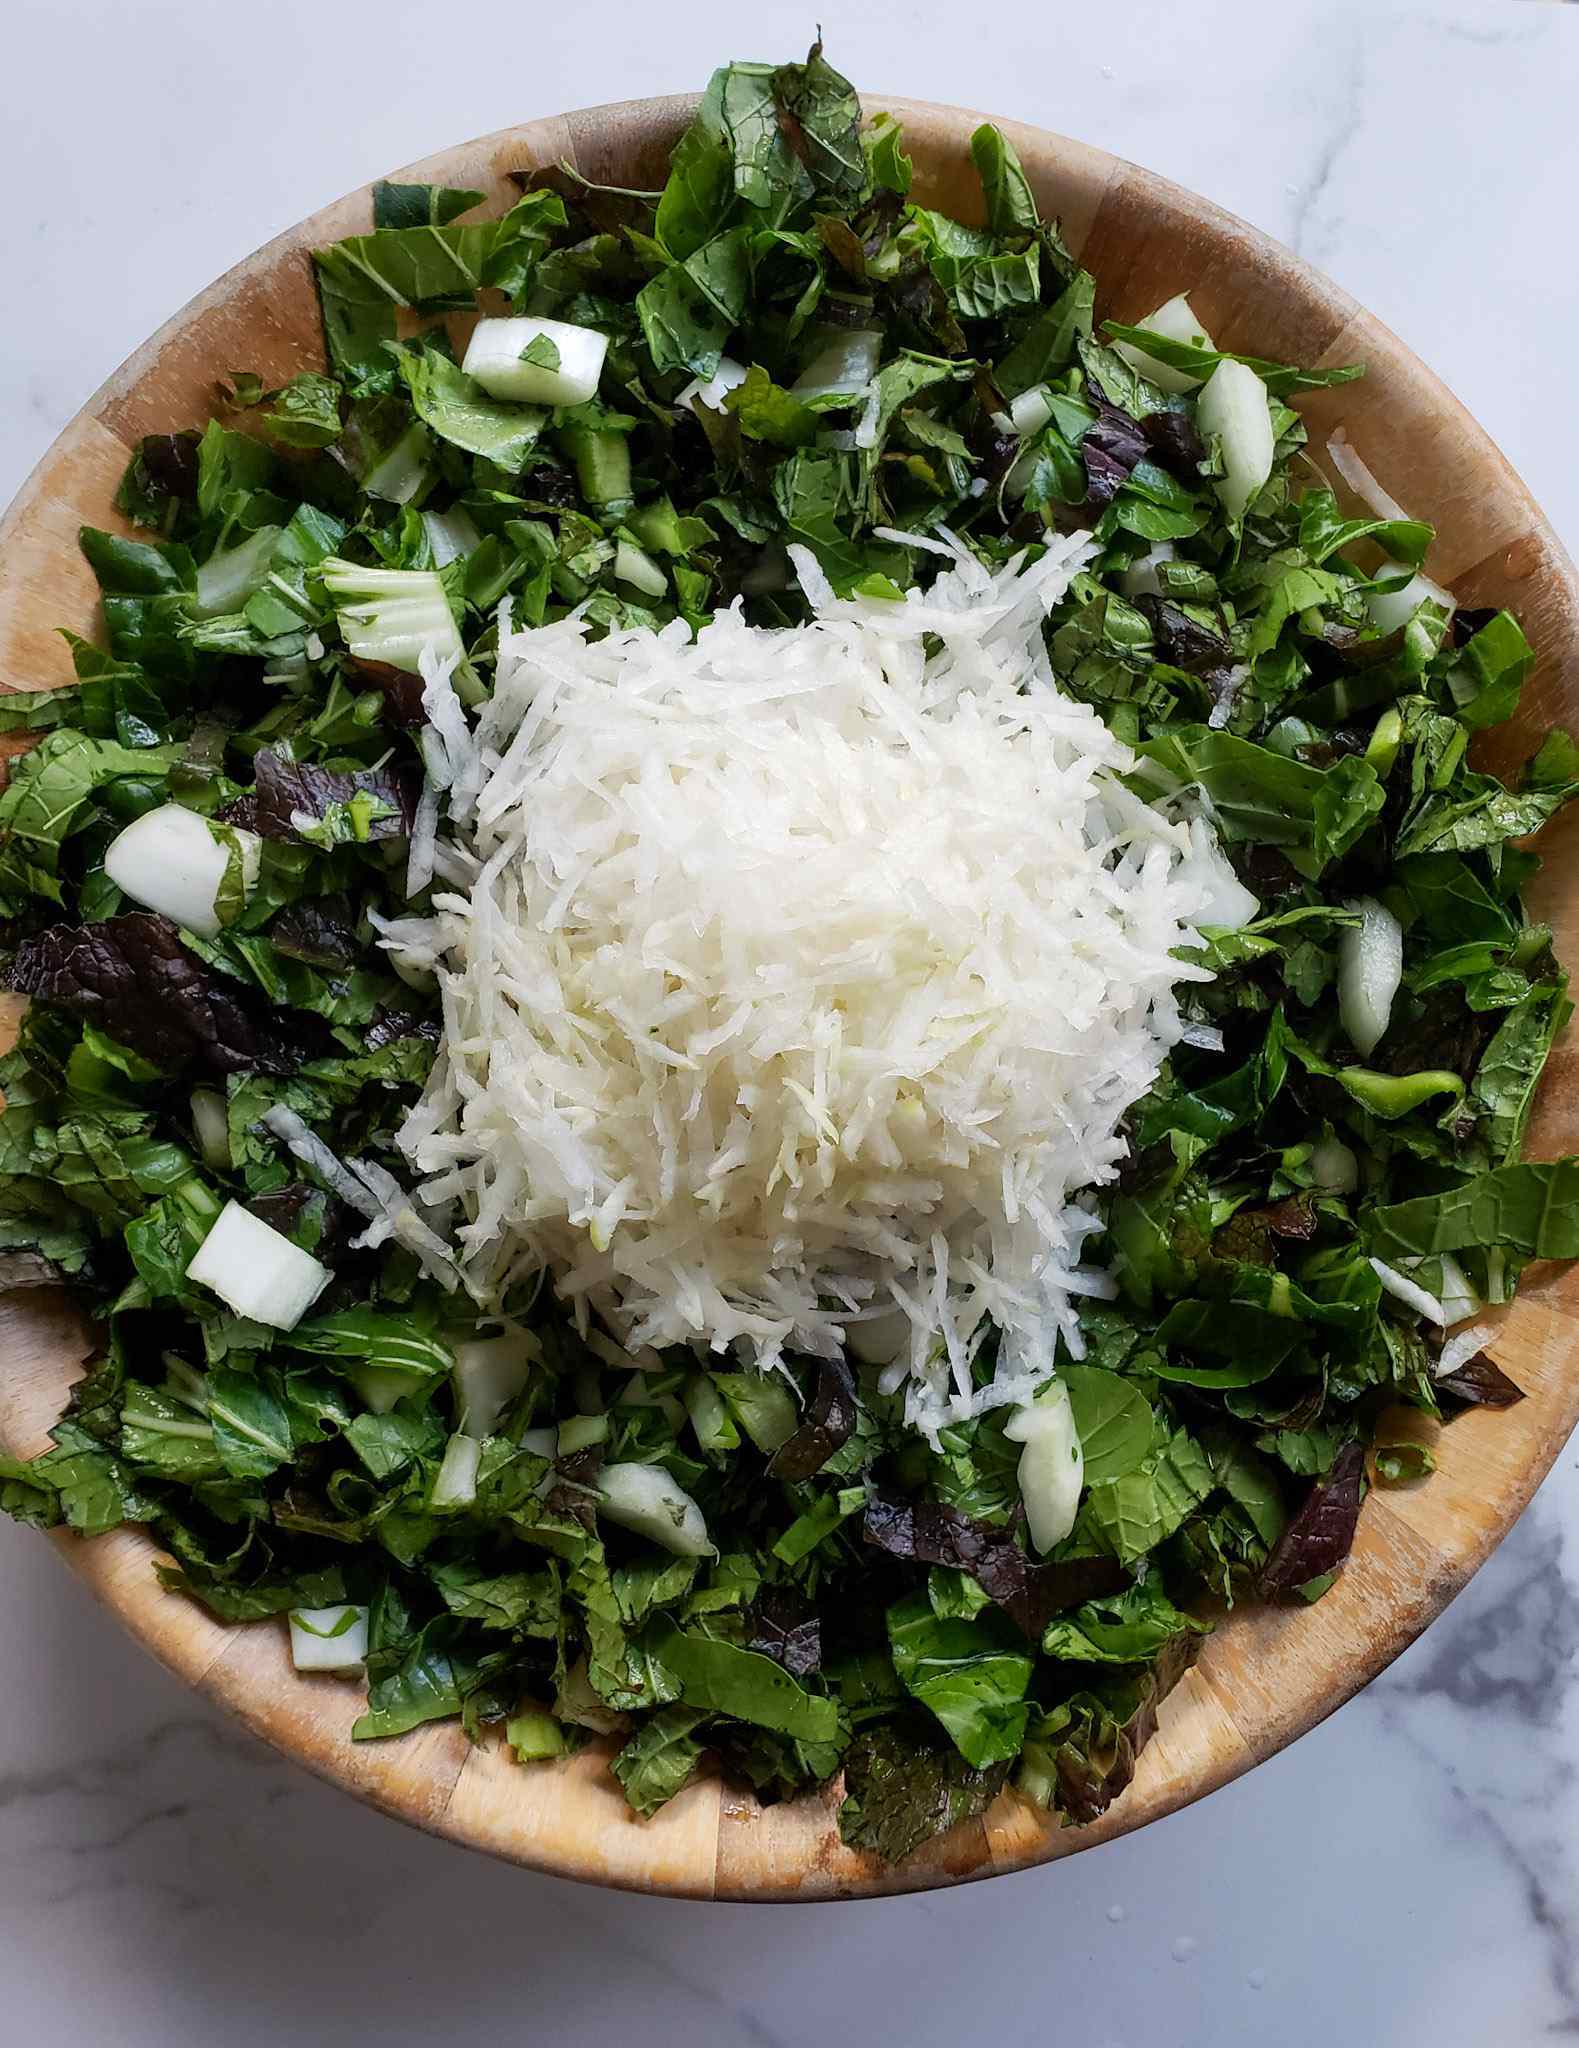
[
  {"left": 462, "top": 317, "right": 608, "bottom": 406},
  {"left": 186, "top": 1201, "right": 331, "bottom": 1330},
  {"left": 289, "top": 1604, "right": 369, "bottom": 1673}
]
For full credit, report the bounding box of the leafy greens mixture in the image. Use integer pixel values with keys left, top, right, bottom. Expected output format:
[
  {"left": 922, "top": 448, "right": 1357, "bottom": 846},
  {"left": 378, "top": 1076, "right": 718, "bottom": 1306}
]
[{"left": 2, "top": 44, "right": 1576, "bottom": 1863}]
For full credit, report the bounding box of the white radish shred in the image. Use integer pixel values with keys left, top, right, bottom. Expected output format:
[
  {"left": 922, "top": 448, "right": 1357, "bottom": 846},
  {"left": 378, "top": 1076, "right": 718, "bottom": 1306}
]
[
  {"left": 596, "top": 1462, "right": 714, "bottom": 1556},
  {"left": 1185, "top": 817, "right": 1259, "bottom": 929},
  {"left": 1326, "top": 431, "right": 1410, "bottom": 523},
  {"left": 1197, "top": 360, "right": 1274, "bottom": 520},
  {"left": 388, "top": 529, "right": 1236, "bottom": 1436},
  {"left": 407, "top": 783, "right": 440, "bottom": 899},
  {"left": 1113, "top": 293, "right": 1217, "bottom": 393},
  {"left": 677, "top": 356, "right": 748, "bottom": 416},
  {"left": 462, "top": 315, "right": 607, "bottom": 407},
  {"left": 1369, "top": 1257, "right": 1446, "bottom": 1327},
  {"left": 418, "top": 646, "right": 483, "bottom": 824},
  {"left": 186, "top": 1201, "right": 330, "bottom": 1330},
  {"left": 103, "top": 803, "right": 249, "bottom": 939},
  {"left": 1434, "top": 1323, "right": 1494, "bottom": 1378},
  {"left": 1004, "top": 1381, "right": 1083, "bottom": 1553},
  {"left": 261, "top": 1105, "right": 386, "bottom": 1220},
  {"left": 1338, "top": 897, "right": 1403, "bottom": 1057},
  {"left": 289, "top": 1604, "right": 369, "bottom": 1673},
  {"left": 258, "top": 1104, "right": 458, "bottom": 1290}
]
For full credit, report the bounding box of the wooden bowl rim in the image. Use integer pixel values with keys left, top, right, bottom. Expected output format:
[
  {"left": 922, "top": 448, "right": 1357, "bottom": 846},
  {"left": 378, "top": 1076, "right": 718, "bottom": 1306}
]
[{"left": 3, "top": 90, "right": 1577, "bottom": 1902}]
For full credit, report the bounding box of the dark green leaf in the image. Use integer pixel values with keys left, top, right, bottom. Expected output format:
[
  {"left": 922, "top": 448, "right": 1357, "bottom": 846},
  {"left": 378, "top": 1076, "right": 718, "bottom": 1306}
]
[
  {"left": 645, "top": 1619, "right": 841, "bottom": 1741},
  {"left": 397, "top": 347, "right": 545, "bottom": 468},
  {"left": 838, "top": 1721, "right": 1007, "bottom": 1863}
]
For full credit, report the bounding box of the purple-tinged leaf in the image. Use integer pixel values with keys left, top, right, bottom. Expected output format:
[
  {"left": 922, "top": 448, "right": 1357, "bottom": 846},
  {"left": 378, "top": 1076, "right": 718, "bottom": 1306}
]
[
  {"left": 767, "top": 1359, "right": 856, "bottom": 1481},
  {"left": 863, "top": 1493, "right": 1128, "bottom": 1639},
  {"left": 1257, "top": 1440, "right": 1366, "bottom": 1600},
  {"left": 10, "top": 912, "right": 329, "bottom": 1077}
]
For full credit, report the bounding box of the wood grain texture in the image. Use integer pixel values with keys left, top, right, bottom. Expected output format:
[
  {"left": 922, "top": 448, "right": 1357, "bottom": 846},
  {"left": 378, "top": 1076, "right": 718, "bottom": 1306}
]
[{"left": 1, "top": 94, "right": 1577, "bottom": 1902}]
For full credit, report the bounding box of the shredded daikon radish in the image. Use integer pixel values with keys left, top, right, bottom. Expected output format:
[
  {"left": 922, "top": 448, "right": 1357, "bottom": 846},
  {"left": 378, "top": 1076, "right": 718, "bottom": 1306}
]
[
  {"left": 1370, "top": 1257, "right": 1446, "bottom": 1327},
  {"left": 1326, "top": 430, "right": 1410, "bottom": 523},
  {"left": 390, "top": 532, "right": 1235, "bottom": 1434},
  {"left": 260, "top": 1104, "right": 458, "bottom": 1290}
]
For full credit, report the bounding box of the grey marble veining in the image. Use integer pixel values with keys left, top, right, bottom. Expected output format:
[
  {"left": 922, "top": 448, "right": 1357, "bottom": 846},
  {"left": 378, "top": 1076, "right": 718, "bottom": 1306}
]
[{"left": 4, "top": 4, "right": 1579, "bottom": 2043}]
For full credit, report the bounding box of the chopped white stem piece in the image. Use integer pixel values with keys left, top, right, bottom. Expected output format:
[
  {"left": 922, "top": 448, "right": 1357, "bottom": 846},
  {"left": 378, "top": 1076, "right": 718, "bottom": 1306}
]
[
  {"left": 1004, "top": 1381, "right": 1083, "bottom": 1554},
  {"left": 1311, "top": 1136, "right": 1359, "bottom": 1193},
  {"left": 1338, "top": 897, "right": 1403, "bottom": 1057},
  {"left": 1197, "top": 359, "right": 1274, "bottom": 520},
  {"left": 1435, "top": 1253, "right": 1481, "bottom": 1327},
  {"left": 363, "top": 422, "right": 432, "bottom": 505},
  {"left": 462, "top": 316, "right": 608, "bottom": 406},
  {"left": 1009, "top": 385, "right": 1055, "bottom": 437},
  {"left": 432, "top": 1432, "right": 482, "bottom": 1507},
  {"left": 1434, "top": 1324, "right": 1494, "bottom": 1378},
  {"left": 1367, "top": 560, "right": 1455, "bottom": 635},
  {"left": 1120, "top": 540, "right": 1177, "bottom": 599},
  {"left": 348, "top": 1365, "right": 425, "bottom": 1414},
  {"left": 321, "top": 559, "right": 464, "bottom": 673},
  {"left": 597, "top": 1462, "right": 714, "bottom": 1556},
  {"left": 186, "top": 1202, "right": 331, "bottom": 1330},
  {"left": 453, "top": 1330, "right": 539, "bottom": 1439},
  {"left": 613, "top": 540, "right": 668, "bottom": 597},
  {"left": 289, "top": 1604, "right": 368, "bottom": 1673},
  {"left": 1114, "top": 293, "right": 1218, "bottom": 393},
  {"left": 193, "top": 525, "right": 283, "bottom": 618},
  {"left": 190, "top": 1088, "right": 231, "bottom": 1171},
  {"left": 421, "top": 507, "right": 482, "bottom": 567},
  {"left": 792, "top": 328, "right": 882, "bottom": 397},
  {"left": 104, "top": 803, "right": 254, "bottom": 939}
]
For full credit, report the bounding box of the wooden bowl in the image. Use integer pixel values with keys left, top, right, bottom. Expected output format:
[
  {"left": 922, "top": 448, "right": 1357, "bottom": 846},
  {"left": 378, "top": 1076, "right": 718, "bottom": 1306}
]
[{"left": 2, "top": 94, "right": 1577, "bottom": 1903}]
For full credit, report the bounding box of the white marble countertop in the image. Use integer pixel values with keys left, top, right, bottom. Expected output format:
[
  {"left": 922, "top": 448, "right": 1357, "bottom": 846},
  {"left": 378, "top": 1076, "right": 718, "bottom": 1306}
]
[{"left": 4, "top": 2, "right": 1579, "bottom": 2041}]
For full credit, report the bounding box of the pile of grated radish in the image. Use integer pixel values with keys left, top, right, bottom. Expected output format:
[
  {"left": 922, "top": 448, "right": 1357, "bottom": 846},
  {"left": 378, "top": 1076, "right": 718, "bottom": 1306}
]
[{"left": 381, "top": 530, "right": 1254, "bottom": 1437}]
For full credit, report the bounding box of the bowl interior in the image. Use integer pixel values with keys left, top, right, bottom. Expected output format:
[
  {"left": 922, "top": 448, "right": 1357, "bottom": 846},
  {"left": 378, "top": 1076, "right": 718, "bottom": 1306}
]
[{"left": 1, "top": 94, "right": 1577, "bottom": 1901}]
